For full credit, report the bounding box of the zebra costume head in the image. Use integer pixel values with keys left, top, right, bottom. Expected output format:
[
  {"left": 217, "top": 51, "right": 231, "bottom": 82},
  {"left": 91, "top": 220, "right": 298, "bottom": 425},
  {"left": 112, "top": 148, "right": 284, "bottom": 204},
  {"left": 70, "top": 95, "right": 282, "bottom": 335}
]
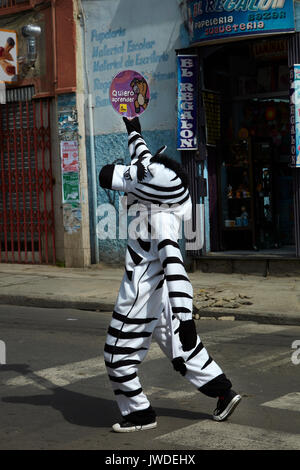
[{"left": 99, "top": 117, "right": 192, "bottom": 216}]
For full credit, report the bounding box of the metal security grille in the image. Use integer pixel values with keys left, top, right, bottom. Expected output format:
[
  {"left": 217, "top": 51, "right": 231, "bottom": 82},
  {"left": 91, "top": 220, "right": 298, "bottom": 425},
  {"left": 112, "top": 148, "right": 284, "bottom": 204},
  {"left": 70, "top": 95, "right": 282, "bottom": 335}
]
[
  {"left": 0, "top": 1, "right": 30, "bottom": 9},
  {"left": 6, "top": 85, "right": 34, "bottom": 103},
  {"left": 0, "top": 90, "right": 55, "bottom": 264}
]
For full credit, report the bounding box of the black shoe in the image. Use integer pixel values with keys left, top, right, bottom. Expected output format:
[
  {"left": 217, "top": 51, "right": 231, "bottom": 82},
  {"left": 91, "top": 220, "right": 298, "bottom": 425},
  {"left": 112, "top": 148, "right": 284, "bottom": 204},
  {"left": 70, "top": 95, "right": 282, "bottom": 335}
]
[
  {"left": 213, "top": 390, "right": 241, "bottom": 422},
  {"left": 112, "top": 419, "right": 157, "bottom": 433}
]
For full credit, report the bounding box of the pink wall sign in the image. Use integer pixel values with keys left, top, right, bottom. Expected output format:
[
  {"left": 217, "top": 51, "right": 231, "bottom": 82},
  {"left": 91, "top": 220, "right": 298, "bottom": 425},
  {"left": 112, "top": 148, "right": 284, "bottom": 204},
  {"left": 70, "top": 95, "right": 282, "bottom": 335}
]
[
  {"left": 109, "top": 70, "right": 150, "bottom": 118},
  {"left": 61, "top": 140, "right": 79, "bottom": 173}
]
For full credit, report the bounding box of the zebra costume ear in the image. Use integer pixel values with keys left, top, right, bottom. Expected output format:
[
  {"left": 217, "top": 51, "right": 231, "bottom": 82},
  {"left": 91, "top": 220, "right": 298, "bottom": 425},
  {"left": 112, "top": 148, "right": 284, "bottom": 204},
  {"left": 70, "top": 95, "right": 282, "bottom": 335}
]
[
  {"left": 153, "top": 145, "right": 167, "bottom": 158},
  {"left": 148, "top": 145, "right": 168, "bottom": 176},
  {"left": 134, "top": 158, "right": 147, "bottom": 182},
  {"left": 147, "top": 145, "right": 168, "bottom": 177}
]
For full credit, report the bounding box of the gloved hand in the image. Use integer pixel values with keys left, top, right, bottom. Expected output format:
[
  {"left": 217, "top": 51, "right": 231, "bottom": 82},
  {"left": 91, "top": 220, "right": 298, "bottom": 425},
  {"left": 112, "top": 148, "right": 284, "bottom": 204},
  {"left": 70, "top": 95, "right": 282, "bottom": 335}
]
[
  {"left": 178, "top": 319, "right": 197, "bottom": 352},
  {"left": 123, "top": 116, "right": 141, "bottom": 135},
  {"left": 172, "top": 357, "right": 187, "bottom": 376}
]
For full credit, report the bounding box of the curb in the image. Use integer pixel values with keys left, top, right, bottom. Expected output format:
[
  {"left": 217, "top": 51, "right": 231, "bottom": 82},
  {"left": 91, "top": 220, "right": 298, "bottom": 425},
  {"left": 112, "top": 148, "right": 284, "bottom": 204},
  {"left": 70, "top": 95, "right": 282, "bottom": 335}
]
[
  {"left": 193, "top": 307, "right": 300, "bottom": 327},
  {"left": 0, "top": 295, "right": 299, "bottom": 327},
  {"left": 0, "top": 295, "right": 115, "bottom": 312}
]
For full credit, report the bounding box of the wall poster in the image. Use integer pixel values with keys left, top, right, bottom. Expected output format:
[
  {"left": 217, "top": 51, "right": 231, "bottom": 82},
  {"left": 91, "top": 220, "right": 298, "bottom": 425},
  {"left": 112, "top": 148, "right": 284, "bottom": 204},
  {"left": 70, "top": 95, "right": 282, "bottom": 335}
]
[{"left": 0, "top": 29, "right": 17, "bottom": 82}]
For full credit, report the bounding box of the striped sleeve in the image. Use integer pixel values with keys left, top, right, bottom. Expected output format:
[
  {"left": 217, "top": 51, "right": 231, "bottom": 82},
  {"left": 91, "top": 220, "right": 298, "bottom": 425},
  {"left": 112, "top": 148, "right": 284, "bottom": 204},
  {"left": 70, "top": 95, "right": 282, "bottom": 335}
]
[
  {"left": 157, "top": 238, "right": 193, "bottom": 321},
  {"left": 128, "top": 130, "right": 152, "bottom": 162}
]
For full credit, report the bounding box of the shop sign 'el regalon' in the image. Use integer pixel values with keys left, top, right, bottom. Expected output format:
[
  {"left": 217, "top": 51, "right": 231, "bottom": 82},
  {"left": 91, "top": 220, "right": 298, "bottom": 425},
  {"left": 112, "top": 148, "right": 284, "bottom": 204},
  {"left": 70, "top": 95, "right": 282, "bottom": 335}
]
[
  {"left": 187, "top": 0, "right": 295, "bottom": 44},
  {"left": 177, "top": 55, "right": 198, "bottom": 151}
]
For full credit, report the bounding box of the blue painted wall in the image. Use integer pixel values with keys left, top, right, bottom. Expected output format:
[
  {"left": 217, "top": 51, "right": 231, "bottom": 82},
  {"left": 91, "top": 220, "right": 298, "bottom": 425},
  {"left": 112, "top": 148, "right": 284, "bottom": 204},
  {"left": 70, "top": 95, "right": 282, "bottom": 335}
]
[
  {"left": 82, "top": 0, "right": 188, "bottom": 263},
  {"left": 82, "top": 0, "right": 300, "bottom": 263},
  {"left": 94, "top": 129, "right": 180, "bottom": 262},
  {"left": 86, "top": 128, "right": 181, "bottom": 263}
]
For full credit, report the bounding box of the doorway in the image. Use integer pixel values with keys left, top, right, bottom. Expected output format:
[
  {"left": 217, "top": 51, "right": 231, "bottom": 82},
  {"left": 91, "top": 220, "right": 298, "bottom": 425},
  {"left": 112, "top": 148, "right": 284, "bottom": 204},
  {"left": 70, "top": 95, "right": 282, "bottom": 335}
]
[
  {"left": 203, "top": 36, "right": 294, "bottom": 253},
  {"left": 0, "top": 87, "right": 56, "bottom": 264}
]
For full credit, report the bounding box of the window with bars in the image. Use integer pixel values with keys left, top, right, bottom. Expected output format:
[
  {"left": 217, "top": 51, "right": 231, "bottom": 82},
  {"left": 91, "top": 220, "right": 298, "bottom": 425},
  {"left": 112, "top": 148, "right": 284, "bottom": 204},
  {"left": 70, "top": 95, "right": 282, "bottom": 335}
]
[
  {"left": 0, "top": 87, "right": 56, "bottom": 264},
  {"left": 0, "top": 1, "right": 39, "bottom": 14},
  {"left": 0, "top": 1, "right": 30, "bottom": 7}
]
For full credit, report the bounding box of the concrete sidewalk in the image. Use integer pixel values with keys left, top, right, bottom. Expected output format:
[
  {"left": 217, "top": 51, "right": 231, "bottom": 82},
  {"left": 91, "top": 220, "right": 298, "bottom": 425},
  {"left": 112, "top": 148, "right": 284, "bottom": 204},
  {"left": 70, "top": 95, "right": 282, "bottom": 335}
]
[{"left": 0, "top": 263, "right": 299, "bottom": 326}]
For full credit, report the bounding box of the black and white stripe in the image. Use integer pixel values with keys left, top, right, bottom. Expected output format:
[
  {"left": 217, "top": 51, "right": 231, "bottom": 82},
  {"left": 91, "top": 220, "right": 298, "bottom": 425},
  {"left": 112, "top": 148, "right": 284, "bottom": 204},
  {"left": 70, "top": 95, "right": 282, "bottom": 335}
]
[
  {"left": 100, "top": 121, "right": 226, "bottom": 418},
  {"left": 157, "top": 239, "right": 193, "bottom": 321},
  {"left": 128, "top": 130, "right": 190, "bottom": 206}
]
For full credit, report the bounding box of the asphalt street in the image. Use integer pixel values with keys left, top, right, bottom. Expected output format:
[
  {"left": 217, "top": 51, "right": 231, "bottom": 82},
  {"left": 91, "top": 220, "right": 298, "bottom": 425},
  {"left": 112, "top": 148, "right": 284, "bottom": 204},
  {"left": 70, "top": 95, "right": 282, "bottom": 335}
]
[{"left": 0, "top": 304, "right": 300, "bottom": 451}]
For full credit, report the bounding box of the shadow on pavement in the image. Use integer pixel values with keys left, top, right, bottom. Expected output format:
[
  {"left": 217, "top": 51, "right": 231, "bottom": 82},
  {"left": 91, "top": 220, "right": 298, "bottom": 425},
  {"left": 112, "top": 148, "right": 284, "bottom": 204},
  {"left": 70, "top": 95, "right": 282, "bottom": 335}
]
[{"left": 1, "top": 364, "right": 211, "bottom": 428}]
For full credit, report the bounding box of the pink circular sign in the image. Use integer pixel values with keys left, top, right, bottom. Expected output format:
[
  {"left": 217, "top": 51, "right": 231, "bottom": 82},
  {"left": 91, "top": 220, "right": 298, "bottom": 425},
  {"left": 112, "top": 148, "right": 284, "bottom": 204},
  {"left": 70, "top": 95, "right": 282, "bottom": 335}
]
[{"left": 109, "top": 70, "right": 150, "bottom": 118}]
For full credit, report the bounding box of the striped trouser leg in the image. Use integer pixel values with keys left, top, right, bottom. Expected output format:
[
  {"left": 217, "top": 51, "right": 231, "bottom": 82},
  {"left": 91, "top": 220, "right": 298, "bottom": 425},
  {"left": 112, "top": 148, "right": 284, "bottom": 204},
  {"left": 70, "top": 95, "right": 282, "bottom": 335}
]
[
  {"left": 104, "top": 262, "right": 165, "bottom": 417},
  {"left": 104, "top": 319, "right": 155, "bottom": 416},
  {"left": 152, "top": 300, "right": 224, "bottom": 390}
]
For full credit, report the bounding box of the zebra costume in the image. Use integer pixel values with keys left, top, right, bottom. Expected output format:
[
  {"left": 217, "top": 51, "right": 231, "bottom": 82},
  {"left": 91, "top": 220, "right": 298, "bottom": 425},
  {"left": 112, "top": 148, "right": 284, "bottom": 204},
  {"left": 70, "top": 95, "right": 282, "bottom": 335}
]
[{"left": 99, "top": 117, "right": 239, "bottom": 431}]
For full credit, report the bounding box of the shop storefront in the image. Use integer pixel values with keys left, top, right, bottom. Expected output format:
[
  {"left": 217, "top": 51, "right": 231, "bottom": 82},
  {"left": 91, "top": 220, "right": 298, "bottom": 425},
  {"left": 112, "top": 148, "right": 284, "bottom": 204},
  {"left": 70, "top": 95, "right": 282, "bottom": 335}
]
[
  {"left": 205, "top": 36, "right": 292, "bottom": 252},
  {"left": 179, "top": 0, "right": 300, "bottom": 259}
]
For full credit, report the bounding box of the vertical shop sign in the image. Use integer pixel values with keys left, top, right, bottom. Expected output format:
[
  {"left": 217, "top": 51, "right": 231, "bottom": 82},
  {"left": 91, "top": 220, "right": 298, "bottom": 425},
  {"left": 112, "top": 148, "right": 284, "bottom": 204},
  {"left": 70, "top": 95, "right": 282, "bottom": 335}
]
[
  {"left": 177, "top": 54, "right": 198, "bottom": 150},
  {"left": 290, "top": 64, "right": 300, "bottom": 167}
]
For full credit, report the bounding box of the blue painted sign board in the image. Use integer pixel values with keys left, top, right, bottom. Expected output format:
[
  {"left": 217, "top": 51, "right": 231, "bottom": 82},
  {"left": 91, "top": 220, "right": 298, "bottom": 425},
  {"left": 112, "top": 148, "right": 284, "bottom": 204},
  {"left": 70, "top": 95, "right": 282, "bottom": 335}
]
[
  {"left": 290, "top": 64, "right": 300, "bottom": 167},
  {"left": 187, "top": 0, "right": 295, "bottom": 44},
  {"left": 177, "top": 55, "right": 198, "bottom": 150}
]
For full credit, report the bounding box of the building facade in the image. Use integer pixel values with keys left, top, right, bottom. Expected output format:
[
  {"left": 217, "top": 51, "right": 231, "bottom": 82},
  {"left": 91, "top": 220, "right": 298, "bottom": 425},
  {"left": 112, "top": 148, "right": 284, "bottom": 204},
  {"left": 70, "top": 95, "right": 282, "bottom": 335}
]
[
  {"left": 81, "top": 0, "right": 300, "bottom": 270},
  {"left": 177, "top": 0, "right": 300, "bottom": 274},
  {"left": 80, "top": 0, "right": 190, "bottom": 264},
  {"left": 0, "top": 0, "right": 90, "bottom": 267},
  {"left": 1, "top": 0, "right": 300, "bottom": 270}
]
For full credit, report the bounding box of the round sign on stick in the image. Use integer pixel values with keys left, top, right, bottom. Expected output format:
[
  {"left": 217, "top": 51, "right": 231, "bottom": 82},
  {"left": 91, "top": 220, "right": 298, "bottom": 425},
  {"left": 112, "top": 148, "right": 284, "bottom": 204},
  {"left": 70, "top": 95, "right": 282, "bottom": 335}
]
[{"left": 109, "top": 70, "right": 150, "bottom": 118}]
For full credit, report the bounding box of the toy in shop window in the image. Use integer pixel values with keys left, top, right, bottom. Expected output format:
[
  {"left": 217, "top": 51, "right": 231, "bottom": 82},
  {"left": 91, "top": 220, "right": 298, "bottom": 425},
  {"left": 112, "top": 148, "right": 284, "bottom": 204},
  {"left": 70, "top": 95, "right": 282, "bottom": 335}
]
[
  {"left": 263, "top": 168, "right": 271, "bottom": 193},
  {"left": 264, "top": 201, "right": 272, "bottom": 224},
  {"left": 256, "top": 182, "right": 263, "bottom": 197},
  {"left": 219, "top": 138, "right": 256, "bottom": 250},
  {"left": 240, "top": 206, "right": 249, "bottom": 226},
  {"left": 242, "top": 170, "right": 249, "bottom": 188},
  {"left": 227, "top": 184, "right": 233, "bottom": 199},
  {"left": 231, "top": 142, "right": 249, "bottom": 167}
]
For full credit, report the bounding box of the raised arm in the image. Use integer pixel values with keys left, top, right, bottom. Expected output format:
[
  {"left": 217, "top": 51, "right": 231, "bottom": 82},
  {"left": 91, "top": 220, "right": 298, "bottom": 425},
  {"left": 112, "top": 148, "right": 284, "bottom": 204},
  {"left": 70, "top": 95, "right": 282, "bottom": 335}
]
[
  {"left": 123, "top": 117, "right": 152, "bottom": 163},
  {"left": 98, "top": 117, "right": 149, "bottom": 191}
]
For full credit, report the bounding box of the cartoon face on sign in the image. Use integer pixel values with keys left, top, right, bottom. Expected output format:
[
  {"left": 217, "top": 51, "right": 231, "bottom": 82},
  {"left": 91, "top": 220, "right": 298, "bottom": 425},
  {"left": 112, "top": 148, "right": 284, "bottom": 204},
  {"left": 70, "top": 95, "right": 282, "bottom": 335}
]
[
  {"left": 130, "top": 77, "right": 149, "bottom": 114},
  {"left": 109, "top": 70, "right": 150, "bottom": 118}
]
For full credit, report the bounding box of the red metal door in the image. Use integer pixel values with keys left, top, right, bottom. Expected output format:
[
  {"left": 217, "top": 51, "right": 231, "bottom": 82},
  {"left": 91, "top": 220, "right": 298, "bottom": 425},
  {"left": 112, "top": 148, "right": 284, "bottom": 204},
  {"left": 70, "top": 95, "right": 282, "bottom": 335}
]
[{"left": 0, "top": 89, "right": 55, "bottom": 264}]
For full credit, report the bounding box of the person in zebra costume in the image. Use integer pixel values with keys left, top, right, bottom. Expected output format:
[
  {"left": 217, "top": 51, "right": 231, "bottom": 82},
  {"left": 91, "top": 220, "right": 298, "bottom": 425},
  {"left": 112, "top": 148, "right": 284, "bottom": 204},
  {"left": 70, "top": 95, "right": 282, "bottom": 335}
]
[{"left": 99, "top": 117, "right": 241, "bottom": 432}]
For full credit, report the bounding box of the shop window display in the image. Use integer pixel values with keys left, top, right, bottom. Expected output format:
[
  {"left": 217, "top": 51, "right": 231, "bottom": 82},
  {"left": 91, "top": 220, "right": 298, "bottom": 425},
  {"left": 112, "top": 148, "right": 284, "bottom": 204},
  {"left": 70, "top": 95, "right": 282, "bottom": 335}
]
[
  {"left": 252, "top": 139, "right": 277, "bottom": 250},
  {"left": 204, "top": 37, "right": 293, "bottom": 252},
  {"left": 219, "top": 139, "right": 256, "bottom": 250},
  {"left": 238, "top": 100, "right": 292, "bottom": 249}
]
